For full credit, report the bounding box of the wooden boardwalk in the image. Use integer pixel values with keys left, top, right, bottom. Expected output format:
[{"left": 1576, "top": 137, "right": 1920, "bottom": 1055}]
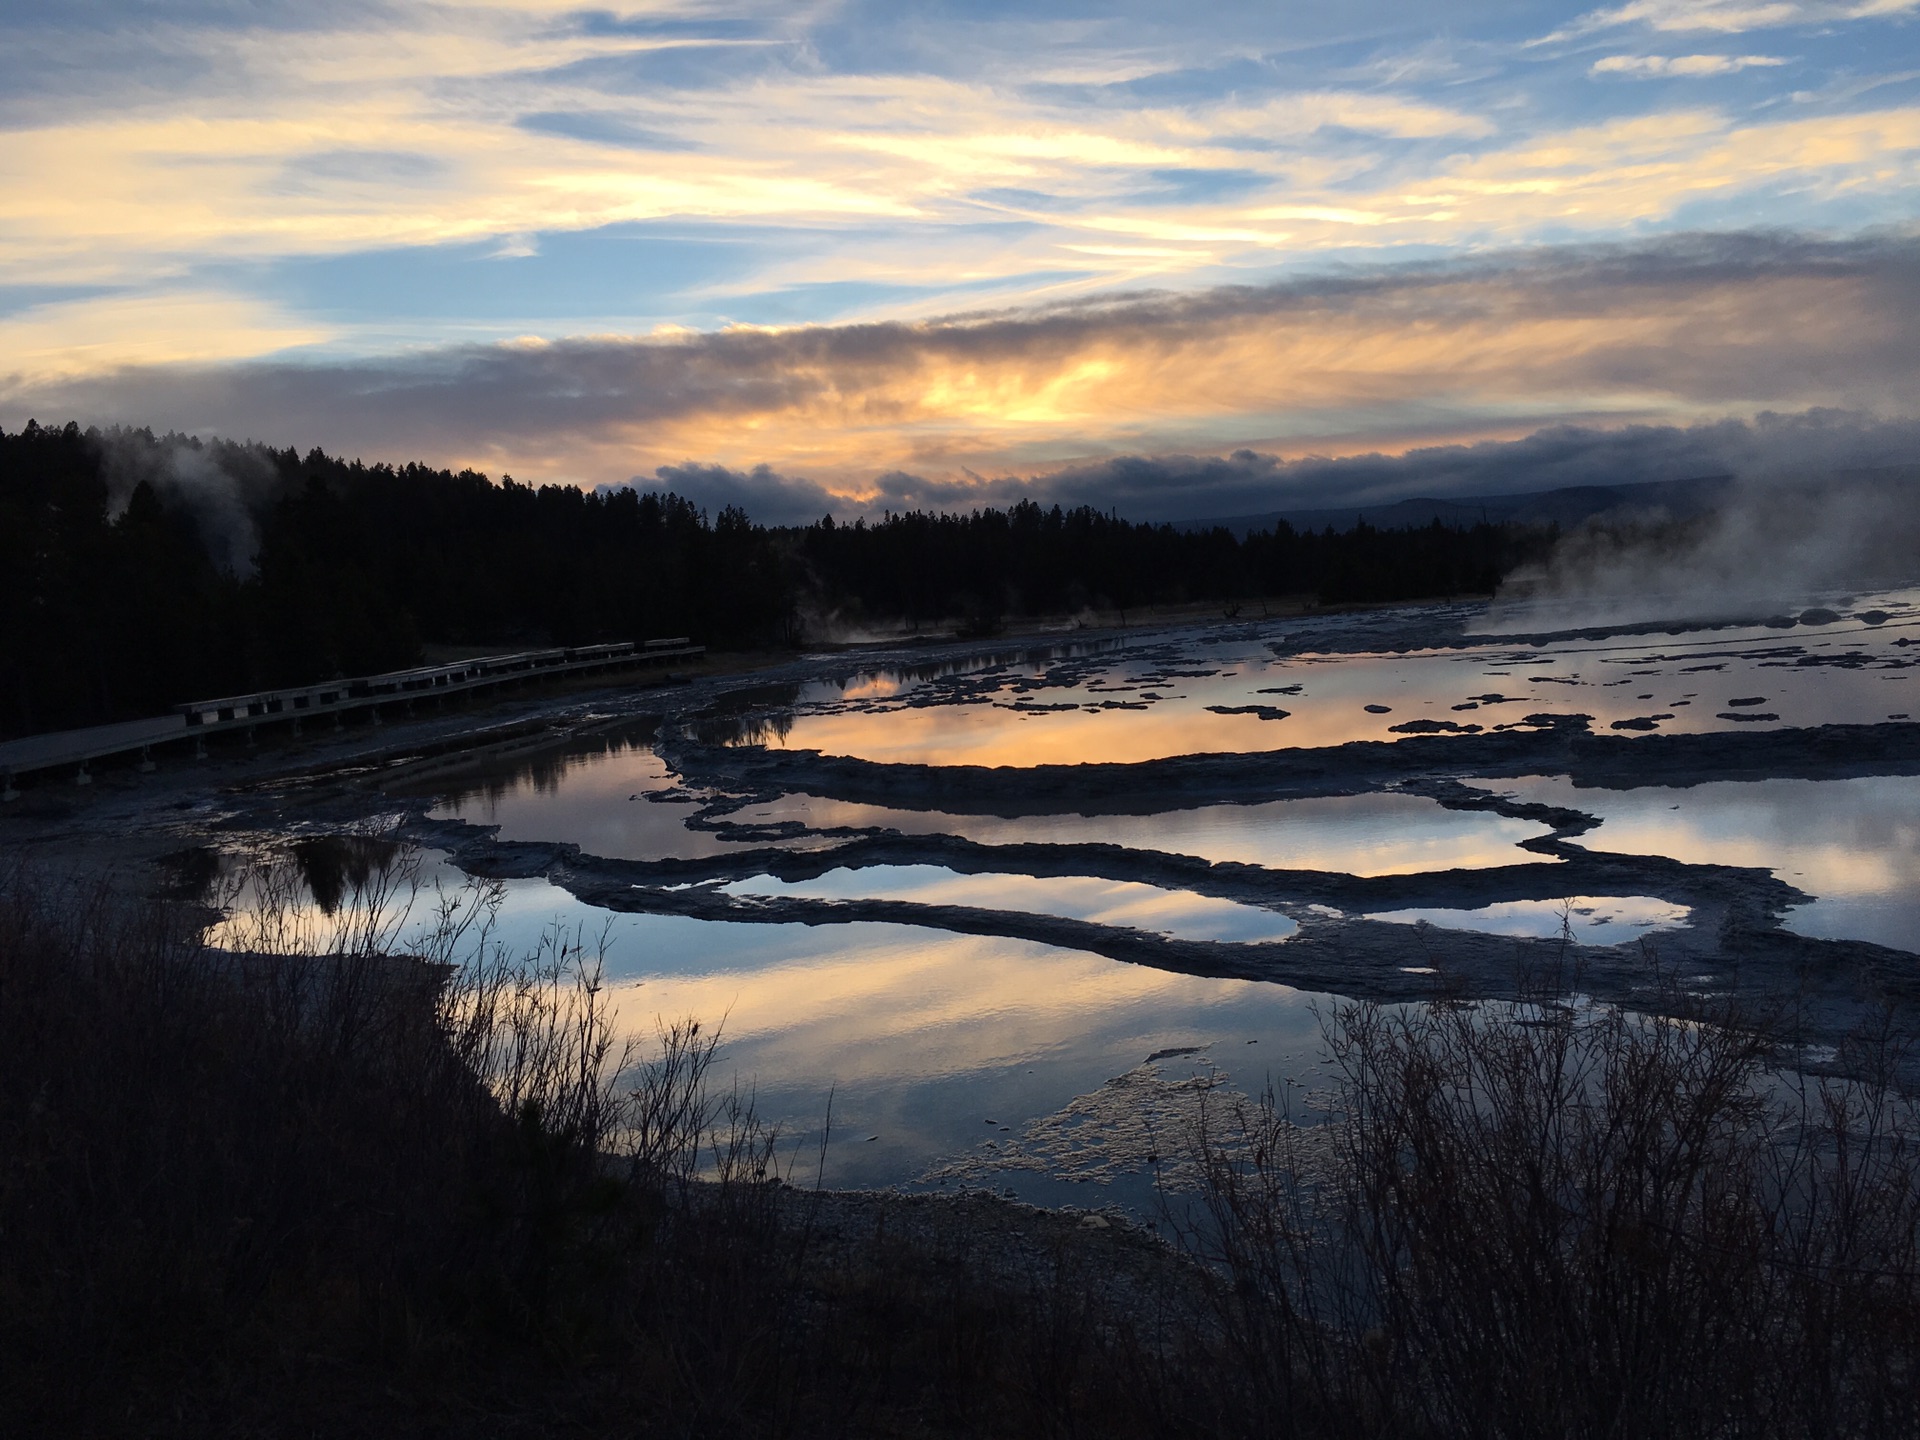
[{"left": 1, "top": 640, "right": 702, "bottom": 795}]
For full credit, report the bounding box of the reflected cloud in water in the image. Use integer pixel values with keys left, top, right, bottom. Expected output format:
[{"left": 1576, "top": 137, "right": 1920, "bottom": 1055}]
[
  {"left": 720, "top": 864, "right": 1300, "bottom": 943},
  {"left": 730, "top": 790, "right": 1554, "bottom": 876},
  {"left": 203, "top": 854, "right": 1327, "bottom": 1190},
  {"left": 1366, "top": 895, "right": 1690, "bottom": 946},
  {"left": 426, "top": 722, "right": 755, "bottom": 861},
  {"left": 1474, "top": 774, "right": 1920, "bottom": 952}
]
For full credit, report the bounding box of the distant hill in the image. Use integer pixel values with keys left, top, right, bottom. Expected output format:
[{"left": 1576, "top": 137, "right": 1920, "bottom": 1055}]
[{"left": 1181, "top": 474, "right": 1737, "bottom": 538}]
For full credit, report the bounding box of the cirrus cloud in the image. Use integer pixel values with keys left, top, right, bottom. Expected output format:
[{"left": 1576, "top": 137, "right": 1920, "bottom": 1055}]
[{"left": 1591, "top": 53, "right": 1788, "bottom": 74}]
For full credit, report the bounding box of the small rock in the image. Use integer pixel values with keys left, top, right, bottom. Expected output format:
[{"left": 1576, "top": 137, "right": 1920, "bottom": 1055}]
[{"left": 1205, "top": 703, "right": 1290, "bottom": 721}]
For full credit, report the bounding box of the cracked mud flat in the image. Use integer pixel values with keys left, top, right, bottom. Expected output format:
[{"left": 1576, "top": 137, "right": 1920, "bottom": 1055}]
[{"left": 18, "top": 589, "right": 1920, "bottom": 1199}]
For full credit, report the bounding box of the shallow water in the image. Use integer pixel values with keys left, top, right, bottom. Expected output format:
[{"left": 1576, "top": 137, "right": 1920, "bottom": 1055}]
[
  {"left": 595, "top": 911, "right": 1325, "bottom": 1201},
  {"left": 429, "top": 723, "right": 1557, "bottom": 878},
  {"left": 726, "top": 790, "right": 1554, "bottom": 876},
  {"left": 721, "top": 597, "right": 1920, "bottom": 767},
  {"left": 1366, "top": 895, "right": 1691, "bottom": 946},
  {"left": 428, "top": 732, "right": 749, "bottom": 862},
  {"left": 719, "top": 864, "right": 1300, "bottom": 943},
  {"left": 1467, "top": 774, "right": 1920, "bottom": 952},
  {"left": 206, "top": 855, "right": 1329, "bottom": 1196}
]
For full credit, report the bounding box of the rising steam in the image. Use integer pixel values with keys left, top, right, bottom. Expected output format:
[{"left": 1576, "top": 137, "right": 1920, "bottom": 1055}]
[
  {"left": 97, "top": 429, "right": 282, "bottom": 576},
  {"left": 1486, "top": 466, "right": 1920, "bottom": 631}
]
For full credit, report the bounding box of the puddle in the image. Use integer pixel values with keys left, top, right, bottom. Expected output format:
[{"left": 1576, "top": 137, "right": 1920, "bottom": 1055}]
[
  {"left": 728, "top": 790, "right": 1554, "bottom": 876},
  {"left": 426, "top": 735, "right": 767, "bottom": 861},
  {"left": 1365, "top": 895, "right": 1691, "bottom": 946},
  {"left": 719, "top": 864, "right": 1300, "bottom": 943},
  {"left": 1467, "top": 774, "right": 1920, "bottom": 952}
]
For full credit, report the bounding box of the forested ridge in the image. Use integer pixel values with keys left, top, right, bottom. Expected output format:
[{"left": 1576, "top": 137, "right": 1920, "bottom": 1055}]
[{"left": 1, "top": 421, "right": 1553, "bottom": 738}]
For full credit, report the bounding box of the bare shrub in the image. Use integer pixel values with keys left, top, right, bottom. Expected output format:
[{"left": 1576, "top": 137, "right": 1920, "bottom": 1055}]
[
  {"left": 0, "top": 846, "right": 678, "bottom": 1431},
  {"left": 1177, "top": 959, "right": 1920, "bottom": 1438}
]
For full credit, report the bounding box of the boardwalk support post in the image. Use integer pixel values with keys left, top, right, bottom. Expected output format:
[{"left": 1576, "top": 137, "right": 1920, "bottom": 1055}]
[{"left": 137, "top": 747, "right": 156, "bottom": 773}]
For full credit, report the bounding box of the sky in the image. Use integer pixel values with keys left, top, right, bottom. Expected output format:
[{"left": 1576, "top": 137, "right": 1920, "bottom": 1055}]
[{"left": 4, "top": 0, "right": 1920, "bottom": 520}]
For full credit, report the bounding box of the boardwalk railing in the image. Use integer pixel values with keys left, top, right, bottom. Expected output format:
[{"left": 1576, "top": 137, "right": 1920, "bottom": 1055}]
[{"left": 2, "top": 640, "right": 703, "bottom": 796}]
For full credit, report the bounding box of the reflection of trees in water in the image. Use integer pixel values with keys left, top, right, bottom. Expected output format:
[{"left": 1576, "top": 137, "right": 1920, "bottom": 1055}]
[
  {"left": 675, "top": 644, "right": 1126, "bottom": 747},
  {"left": 167, "top": 838, "right": 412, "bottom": 922},
  {"left": 438, "top": 721, "right": 662, "bottom": 808},
  {"left": 291, "top": 835, "right": 404, "bottom": 916},
  {"left": 687, "top": 683, "right": 802, "bottom": 748},
  {"left": 700, "top": 681, "right": 803, "bottom": 715},
  {"left": 206, "top": 829, "right": 433, "bottom": 958},
  {"left": 847, "top": 637, "right": 1123, "bottom": 693},
  {"left": 690, "top": 708, "right": 795, "bottom": 748},
  {"left": 154, "top": 845, "right": 224, "bottom": 902},
  {"left": 211, "top": 838, "right": 552, "bottom": 988}
]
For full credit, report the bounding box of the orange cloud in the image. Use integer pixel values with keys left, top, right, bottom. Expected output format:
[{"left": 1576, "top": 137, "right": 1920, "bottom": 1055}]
[{"left": 9, "top": 231, "right": 1920, "bottom": 507}]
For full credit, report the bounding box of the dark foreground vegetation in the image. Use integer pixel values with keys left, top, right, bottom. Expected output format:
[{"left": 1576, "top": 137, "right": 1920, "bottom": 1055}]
[
  {"left": 4, "top": 852, "right": 1918, "bottom": 1438},
  {"left": 0, "top": 421, "right": 1552, "bottom": 737}
]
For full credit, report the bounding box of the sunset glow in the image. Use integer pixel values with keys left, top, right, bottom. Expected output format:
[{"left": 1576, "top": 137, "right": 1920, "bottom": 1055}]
[{"left": 5, "top": 1, "right": 1920, "bottom": 516}]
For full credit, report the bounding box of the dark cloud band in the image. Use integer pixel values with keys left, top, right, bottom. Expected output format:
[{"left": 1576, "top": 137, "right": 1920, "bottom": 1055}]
[{"left": 7, "top": 229, "right": 1920, "bottom": 519}]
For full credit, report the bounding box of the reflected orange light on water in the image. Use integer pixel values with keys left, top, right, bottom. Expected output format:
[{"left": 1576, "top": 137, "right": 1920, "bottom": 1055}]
[
  {"left": 722, "top": 865, "right": 1298, "bottom": 942},
  {"left": 603, "top": 928, "right": 1286, "bottom": 1089},
  {"left": 1490, "top": 775, "right": 1920, "bottom": 903},
  {"left": 738, "top": 791, "right": 1551, "bottom": 876}
]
